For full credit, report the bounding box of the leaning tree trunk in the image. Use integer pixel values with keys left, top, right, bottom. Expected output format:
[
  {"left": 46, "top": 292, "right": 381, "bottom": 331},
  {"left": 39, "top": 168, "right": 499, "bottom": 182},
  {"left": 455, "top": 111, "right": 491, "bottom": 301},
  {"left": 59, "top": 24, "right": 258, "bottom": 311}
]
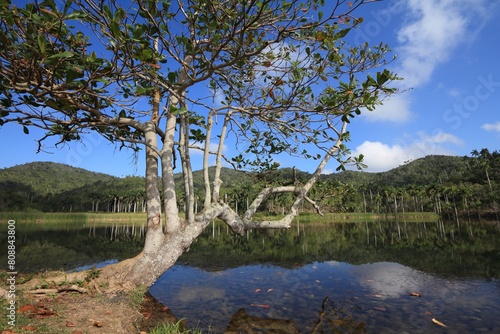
[{"left": 94, "top": 119, "right": 349, "bottom": 291}]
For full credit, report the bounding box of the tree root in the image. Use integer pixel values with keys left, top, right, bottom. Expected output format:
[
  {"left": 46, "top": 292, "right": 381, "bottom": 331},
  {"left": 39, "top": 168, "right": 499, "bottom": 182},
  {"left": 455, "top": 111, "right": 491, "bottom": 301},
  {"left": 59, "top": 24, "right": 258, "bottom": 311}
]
[
  {"left": 0, "top": 287, "right": 11, "bottom": 300},
  {"left": 26, "top": 284, "right": 88, "bottom": 295},
  {"left": 21, "top": 271, "right": 89, "bottom": 291}
]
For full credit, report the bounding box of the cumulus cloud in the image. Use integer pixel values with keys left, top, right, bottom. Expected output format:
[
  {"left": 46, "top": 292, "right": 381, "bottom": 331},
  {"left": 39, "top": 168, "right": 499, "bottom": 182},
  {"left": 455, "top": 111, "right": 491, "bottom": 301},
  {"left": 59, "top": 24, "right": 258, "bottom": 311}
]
[
  {"left": 482, "top": 122, "right": 500, "bottom": 132},
  {"left": 363, "top": 94, "right": 412, "bottom": 123},
  {"left": 350, "top": 131, "right": 462, "bottom": 172},
  {"left": 350, "top": 141, "right": 409, "bottom": 172}
]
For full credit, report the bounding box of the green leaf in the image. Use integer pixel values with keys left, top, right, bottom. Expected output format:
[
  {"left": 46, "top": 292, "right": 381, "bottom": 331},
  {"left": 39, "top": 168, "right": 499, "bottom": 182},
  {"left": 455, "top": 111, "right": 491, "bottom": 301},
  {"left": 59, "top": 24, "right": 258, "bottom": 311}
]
[
  {"left": 170, "top": 107, "right": 188, "bottom": 116},
  {"left": 47, "top": 51, "right": 74, "bottom": 60},
  {"left": 66, "top": 68, "right": 84, "bottom": 82},
  {"left": 168, "top": 72, "right": 178, "bottom": 83},
  {"left": 37, "top": 35, "right": 46, "bottom": 55},
  {"left": 110, "top": 20, "right": 120, "bottom": 37},
  {"left": 377, "top": 70, "right": 389, "bottom": 85},
  {"left": 135, "top": 86, "right": 151, "bottom": 95},
  {"left": 336, "top": 28, "right": 351, "bottom": 38},
  {"left": 65, "top": 11, "right": 86, "bottom": 21},
  {"left": 189, "top": 129, "right": 206, "bottom": 142},
  {"left": 46, "top": 99, "right": 59, "bottom": 110},
  {"left": 23, "top": 126, "right": 29, "bottom": 134}
]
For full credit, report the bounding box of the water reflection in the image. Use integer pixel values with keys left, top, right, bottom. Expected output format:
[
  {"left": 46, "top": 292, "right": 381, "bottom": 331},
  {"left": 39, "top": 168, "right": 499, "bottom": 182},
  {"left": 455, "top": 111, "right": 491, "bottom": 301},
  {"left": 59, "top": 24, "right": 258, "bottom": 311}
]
[
  {"left": 0, "top": 222, "right": 145, "bottom": 272},
  {"left": 149, "top": 220, "right": 499, "bottom": 333},
  {"left": 1, "top": 219, "right": 499, "bottom": 332},
  {"left": 150, "top": 261, "right": 500, "bottom": 333}
]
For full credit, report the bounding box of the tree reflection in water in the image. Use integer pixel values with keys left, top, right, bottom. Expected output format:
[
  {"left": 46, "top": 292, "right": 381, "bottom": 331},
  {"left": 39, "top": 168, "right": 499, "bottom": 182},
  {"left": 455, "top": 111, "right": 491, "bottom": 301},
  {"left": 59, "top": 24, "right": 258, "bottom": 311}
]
[
  {"left": 226, "top": 308, "right": 299, "bottom": 334},
  {"left": 225, "top": 297, "right": 365, "bottom": 334},
  {"left": 6, "top": 219, "right": 499, "bottom": 332}
]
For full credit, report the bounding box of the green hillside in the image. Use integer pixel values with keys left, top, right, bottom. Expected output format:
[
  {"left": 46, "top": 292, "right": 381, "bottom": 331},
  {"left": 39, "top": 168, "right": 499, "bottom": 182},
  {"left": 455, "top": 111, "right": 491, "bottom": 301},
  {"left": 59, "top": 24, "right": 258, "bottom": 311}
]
[
  {"left": 0, "top": 161, "right": 118, "bottom": 196},
  {"left": 1, "top": 150, "right": 498, "bottom": 218},
  {"left": 323, "top": 155, "right": 466, "bottom": 187}
]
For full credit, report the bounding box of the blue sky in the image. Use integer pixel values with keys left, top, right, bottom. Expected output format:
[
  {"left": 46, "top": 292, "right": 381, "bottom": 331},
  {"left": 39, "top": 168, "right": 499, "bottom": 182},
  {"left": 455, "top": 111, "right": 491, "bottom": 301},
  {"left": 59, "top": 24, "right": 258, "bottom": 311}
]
[{"left": 1, "top": 0, "right": 499, "bottom": 177}]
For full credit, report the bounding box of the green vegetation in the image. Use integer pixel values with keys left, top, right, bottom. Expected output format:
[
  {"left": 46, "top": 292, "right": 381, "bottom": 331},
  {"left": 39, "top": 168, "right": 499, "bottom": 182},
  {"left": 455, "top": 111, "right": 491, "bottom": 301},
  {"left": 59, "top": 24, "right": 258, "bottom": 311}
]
[
  {"left": 183, "top": 220, "right": 500, "bottom": 278},
  {"left": 150, "top": 320, "right": 204, "bottom": 334},
  {"left": 0, "top": 0, "right": 401, "bottom": 287},
  {"left": 0, "top": 221, "right": 145, "bottom": 272},
  {"left": 3, "top": 217, "right": 496, "bottom": 277},
  {"left": 1, "top": 149, "right": 498, "bottom": 220},
  {"left": 128, "top": 285, "right": 149, "bottom": 309},
  {"left": 0, "top": 212, "right": 146, "bottom": 225}
]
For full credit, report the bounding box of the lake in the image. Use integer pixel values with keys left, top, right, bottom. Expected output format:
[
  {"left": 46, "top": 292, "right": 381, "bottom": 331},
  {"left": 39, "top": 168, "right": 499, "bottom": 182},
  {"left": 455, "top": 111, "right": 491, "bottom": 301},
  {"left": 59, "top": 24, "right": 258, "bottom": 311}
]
[{"left": 2, "top": 218, "right": 499, "bottom": 333}]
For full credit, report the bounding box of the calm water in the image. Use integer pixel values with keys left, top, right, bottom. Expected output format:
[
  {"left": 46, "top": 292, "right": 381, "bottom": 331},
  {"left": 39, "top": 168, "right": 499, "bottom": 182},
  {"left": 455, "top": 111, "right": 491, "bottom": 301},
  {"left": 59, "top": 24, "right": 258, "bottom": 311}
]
[
  {"left": 150, "top": 262, "right": 499, "bottom": 333},
  {"left": 149, "top": 220, "right": 500, "bottom": 333},
  {"left": 2, "top": 219, "right": 499, "bottom": 333}
]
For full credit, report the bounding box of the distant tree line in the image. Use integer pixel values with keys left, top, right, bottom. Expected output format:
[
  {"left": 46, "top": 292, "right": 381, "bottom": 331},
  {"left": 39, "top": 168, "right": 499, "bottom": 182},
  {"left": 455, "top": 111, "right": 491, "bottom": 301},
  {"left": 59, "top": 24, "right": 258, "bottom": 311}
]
[
  {"left": 1, "top": 149, "right": 498, "bottom": 219},
  {"left": 312, "top": 149, "right": 499, "bottom": 220}
]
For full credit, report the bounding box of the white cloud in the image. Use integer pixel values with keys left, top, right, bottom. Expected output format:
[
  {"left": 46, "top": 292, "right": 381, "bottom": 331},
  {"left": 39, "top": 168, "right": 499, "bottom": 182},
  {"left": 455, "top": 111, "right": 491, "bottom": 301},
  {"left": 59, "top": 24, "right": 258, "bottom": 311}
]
[
  {"left": 420, "top": 131, "right": 462, "bottom": 145},
  {"left": 212, "top": 88, "right": 226, "bottom": 106},
  {"left": 350, "top": 131, "right": 462, "bottom": 172},
  {"left": 482, "top": 122, "right": 500, "bottom": 132},
  {"left": 367, "top": 0, "right": 492, "bottom": 123},
  {"left": 350, "top": 141, "right": 409, "bottom": 172},
  {"left": 395, "top": 0, "right": 490, "bottom": 89},
  {"left": 322, "top": 168, "right": 335, "bottom": 175},
  {"left": 396, "top": 2, "right": 462, "bottom": 87},
  {"left": 363, "top": 94, "right": 412, "bottom": 123}
]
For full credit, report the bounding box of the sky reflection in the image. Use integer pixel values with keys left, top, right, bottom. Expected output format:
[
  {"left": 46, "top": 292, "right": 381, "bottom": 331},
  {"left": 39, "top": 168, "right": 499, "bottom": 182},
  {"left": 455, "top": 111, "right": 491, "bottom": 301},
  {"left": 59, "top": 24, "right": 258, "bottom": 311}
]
[{"left": 150, "top": 261, "right": 499, "bottom": 333}]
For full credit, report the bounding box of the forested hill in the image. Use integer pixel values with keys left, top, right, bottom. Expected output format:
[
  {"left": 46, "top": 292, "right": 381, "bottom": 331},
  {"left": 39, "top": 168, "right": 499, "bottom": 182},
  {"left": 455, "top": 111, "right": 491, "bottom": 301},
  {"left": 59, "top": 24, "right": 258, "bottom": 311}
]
[
  {"left": 0, "top": 161, "right": 118, "bottom": 196},
  {"left": 324, "top": 155, "right": 467, "bottom": 187},
  {"left": 1, "top": 155, "right": 463, "bottom": 200},
  {"left": 0, "top": 151, "right": 498, "bottom": 215}
]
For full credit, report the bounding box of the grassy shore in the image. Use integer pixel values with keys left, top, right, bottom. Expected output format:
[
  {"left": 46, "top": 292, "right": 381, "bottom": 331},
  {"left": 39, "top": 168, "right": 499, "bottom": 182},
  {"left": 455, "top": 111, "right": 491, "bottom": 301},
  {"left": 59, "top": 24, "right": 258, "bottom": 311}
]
[
  {"left": 0, "top": 211, "right": 147, "bottom": 224},
  {"left": 0, "top": 211, "right": 439, "bottom": 226},
  {"left": 292, "top": 211, "right": 440, "bottom": 223}
]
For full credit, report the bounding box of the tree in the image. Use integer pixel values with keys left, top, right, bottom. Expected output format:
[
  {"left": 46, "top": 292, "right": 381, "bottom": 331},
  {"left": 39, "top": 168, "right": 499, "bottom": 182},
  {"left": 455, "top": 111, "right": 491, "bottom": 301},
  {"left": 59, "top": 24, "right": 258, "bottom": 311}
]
[
  {"left": 0, "top": 0, "right": 398, "bottom": 289},
  {"left": 468, "top": 149, "right": 499, "bottom": 217}
]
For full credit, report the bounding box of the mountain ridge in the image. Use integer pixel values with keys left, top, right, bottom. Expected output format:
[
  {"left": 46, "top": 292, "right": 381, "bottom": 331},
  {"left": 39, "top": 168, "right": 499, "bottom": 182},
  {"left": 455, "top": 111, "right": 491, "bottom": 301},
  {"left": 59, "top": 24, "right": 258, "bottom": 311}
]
[{"left": 2, "top": 153, "right": 494, "bottom": 214}]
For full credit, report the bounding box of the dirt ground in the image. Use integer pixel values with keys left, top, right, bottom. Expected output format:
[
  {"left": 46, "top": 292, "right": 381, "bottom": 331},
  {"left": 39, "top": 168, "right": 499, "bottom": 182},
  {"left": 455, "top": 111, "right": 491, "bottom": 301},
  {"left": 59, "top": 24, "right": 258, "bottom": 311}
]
[{"left": 1, "top": 288, "right": 178, "bottom": 334}]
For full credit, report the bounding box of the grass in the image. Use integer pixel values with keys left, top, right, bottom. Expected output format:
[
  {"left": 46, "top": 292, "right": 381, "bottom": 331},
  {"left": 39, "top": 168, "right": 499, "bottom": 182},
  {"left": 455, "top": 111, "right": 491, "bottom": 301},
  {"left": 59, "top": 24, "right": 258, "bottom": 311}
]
[
  {"left": 0, "top": 212, "right": 88, "bottom": 224},
  {"left": 0, "top": 211, "right": 439, "bottom": 228},
  {"left": 256, "top": 211, "right": 440, "bottom": 223},
  {"left": 0, "top": 211, "right": 147, "bottom": 225},
  {"left": 128, "top": 285, "right": 149, "bottom": 309},
  {"left": 149, "top": 320, "right": 205, "bottom": 334}
]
